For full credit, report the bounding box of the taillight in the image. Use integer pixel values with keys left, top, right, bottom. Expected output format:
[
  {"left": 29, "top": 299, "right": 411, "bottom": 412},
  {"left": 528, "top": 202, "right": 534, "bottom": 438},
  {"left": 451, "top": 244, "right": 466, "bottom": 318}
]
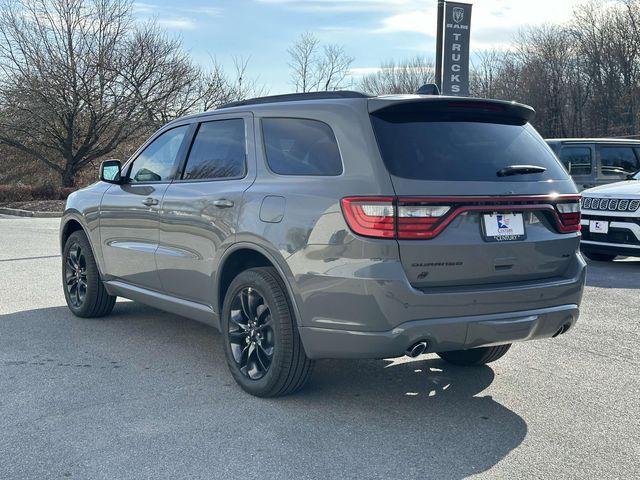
[
  {"left": 341, "top": 195, "right": 581, "bottom": 239},
  {"left": 341, "top": 197, "right": 451, "bottom": 239},
  {"left": 396, "top": 202, "right": 450, "bottom": 239},
  {"left": 555, "top": 201, "right": 581, "bottom": 232},
  {"left": 340, "top": 197, "right": 395, "bottom": 238}
]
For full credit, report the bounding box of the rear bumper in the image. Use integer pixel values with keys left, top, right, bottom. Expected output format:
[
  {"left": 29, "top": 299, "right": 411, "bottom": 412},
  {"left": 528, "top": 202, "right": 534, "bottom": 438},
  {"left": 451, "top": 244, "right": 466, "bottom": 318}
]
[
  {"left": 581, "top": 240, "right": 640, "bottom": 258},
  {"left": 289, "top": 245, "right": 585, "bottom": 359},
  {"left": 299, "top": 304, "right": 579, "bottom": 359}
]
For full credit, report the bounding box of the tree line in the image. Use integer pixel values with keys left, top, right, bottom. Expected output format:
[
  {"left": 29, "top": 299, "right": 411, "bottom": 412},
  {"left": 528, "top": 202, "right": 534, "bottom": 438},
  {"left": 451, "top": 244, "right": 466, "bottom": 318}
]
[
  {"left": 468, "top": 0, "right": 640, "bottom": 139},
  {"left": 1, "top": 0, "right": 639, "bottom": 188},
  {"left": 0, "top": 0, "right": 262, "bottom": 187}
]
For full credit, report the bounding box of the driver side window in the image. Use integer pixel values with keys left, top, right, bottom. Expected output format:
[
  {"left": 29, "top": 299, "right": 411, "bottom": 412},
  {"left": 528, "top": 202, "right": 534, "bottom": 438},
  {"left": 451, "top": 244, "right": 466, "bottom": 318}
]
[{"left": 128, "top": 125, "right": 189, "bottom": 183}]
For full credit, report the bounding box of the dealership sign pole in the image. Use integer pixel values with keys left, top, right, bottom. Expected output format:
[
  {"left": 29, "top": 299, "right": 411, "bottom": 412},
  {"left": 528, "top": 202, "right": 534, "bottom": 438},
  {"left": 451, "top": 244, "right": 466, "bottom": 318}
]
[{"left": 436, "top": 1, "right": 473, "bottom": 96}]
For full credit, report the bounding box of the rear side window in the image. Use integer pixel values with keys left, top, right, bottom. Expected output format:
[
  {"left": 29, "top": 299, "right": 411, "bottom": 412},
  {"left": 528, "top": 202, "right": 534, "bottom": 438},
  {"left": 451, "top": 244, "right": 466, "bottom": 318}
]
[
  {"left": 370, "top": 113, "right": 568, "bottom": 182},
  {"left": 560, "top": 146, "right": 592, "bottom": 175},
  {"left": 262, "top": 118, "right": 343, "bottom": 176},
  {"left": 600, "top": 146, "right": 639, "bottom": 176},
  {"left": 182, "top": 119, "right": 246, "bottom": 180}
]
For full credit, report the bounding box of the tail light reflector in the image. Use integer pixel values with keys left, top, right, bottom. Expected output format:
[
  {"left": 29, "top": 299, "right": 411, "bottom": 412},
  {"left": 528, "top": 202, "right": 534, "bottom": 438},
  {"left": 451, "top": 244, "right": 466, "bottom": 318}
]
[
  {"left": 555, "top": 201, "right": 581, "bottom": 232},
  {"left": 340, "top": 197, "right": 395, "bottom": 238},
  {"left": 341, "top": 197, "right": 451, "bottom": 239},
  {"left": 396, "top": 204, "right": 450, "bottom": 239}
]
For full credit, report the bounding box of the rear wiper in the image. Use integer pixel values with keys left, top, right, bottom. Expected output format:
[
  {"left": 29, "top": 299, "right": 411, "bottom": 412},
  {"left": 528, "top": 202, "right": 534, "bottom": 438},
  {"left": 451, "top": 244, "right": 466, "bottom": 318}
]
[{"left": 497, "top": 165, "right": 547, "bottom": 177}]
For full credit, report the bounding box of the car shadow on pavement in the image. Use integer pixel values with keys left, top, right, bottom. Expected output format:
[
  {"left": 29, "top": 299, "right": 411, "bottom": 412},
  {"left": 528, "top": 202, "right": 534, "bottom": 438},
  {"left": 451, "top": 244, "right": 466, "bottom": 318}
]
[
  {"left": 1, "top": 302, "right": 527, "bottom": 479},
  {"left": 585, "top": 258, "right": 640, "bottom": 288},
  {"left": 290, "top": 357, "right": 527, "bottom": 479}
]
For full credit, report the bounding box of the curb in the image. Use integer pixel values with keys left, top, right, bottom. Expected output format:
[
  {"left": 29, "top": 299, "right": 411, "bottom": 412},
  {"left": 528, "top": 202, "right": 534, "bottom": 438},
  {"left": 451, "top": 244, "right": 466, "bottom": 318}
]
[{"left": 0, "top": 207, "right": 62, "bottom": 218}]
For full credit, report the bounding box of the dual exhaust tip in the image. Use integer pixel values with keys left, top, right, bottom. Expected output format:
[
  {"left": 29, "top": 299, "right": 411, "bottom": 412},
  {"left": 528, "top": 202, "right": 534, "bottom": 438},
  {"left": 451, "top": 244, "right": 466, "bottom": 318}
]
[{"left": 406, "top": 341, "right": 429, "bottom": 358}]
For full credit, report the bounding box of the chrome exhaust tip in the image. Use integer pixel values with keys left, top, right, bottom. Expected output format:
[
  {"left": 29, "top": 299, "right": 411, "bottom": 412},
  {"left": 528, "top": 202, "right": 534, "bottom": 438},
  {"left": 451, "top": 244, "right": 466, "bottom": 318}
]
[
  {"left": 552, "top": 322, "right": 572, "bottom": 338},
  {"left": 406, "top": 341, "right": 428, "bottom": 358}
]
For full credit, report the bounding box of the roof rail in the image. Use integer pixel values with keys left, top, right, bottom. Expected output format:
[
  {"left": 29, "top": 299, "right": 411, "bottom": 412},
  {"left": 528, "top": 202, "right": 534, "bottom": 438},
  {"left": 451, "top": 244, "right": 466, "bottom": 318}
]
[{"left": 218, "top": 90, "right": 371, "bottom": 109}]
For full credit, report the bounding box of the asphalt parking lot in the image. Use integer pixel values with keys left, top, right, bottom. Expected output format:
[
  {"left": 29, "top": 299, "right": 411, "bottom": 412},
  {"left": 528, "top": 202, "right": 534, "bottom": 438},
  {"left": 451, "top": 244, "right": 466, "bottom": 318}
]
[{"left": 0, "top": 216, "right": 638, "bottom": 479}]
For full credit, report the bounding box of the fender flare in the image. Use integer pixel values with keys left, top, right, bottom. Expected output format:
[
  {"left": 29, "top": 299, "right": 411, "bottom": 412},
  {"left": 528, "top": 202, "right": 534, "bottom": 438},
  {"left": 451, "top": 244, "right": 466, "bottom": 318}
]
[
  {"left": 60, "top": 211, "right": 106, "bottom": 277},
  {"left": 215, "top": 241, "right": 303, "bottom": 327}
]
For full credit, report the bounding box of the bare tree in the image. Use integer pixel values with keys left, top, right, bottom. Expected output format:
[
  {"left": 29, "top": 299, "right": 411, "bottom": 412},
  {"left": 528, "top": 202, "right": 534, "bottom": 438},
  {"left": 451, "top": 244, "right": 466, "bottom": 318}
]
[
  {"left": 359, "top": 56, "right": 435, "bottom": 95},
  {"left": 0, "top": 0, "right": 251, "bottom": 186},
  {"left": 466, "top": 0, "right": 640, "bottom": 138},
  {"left": 288, "top": 32, "right": 320, "bottom": 93},
  {"left": 287, "top": 32, "right": 353, "bottom": 92},
  {"left": 317, "top": 45, "right": 354, "bottom": 91},
  {"left": 226, "top": 55, "right": 268, "bottom": 103},
  {"left": 470, "top": 50, "right": 510, "bottom": 99},
  {"left": 116, "top": 21, "right": 202, "bottom": 131}
]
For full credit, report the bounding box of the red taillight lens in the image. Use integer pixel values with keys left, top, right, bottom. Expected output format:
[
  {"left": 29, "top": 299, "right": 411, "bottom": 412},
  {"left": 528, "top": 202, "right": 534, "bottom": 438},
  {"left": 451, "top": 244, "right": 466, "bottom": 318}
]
[
  {"left": 341, "top": 197, "right": 451, "bottom": 239},
  {"left": 555, "top": 201, "right": 581, "bottom": 232},
  {"left": 340, "top": 197, "right": 395, "bottom": 238}
]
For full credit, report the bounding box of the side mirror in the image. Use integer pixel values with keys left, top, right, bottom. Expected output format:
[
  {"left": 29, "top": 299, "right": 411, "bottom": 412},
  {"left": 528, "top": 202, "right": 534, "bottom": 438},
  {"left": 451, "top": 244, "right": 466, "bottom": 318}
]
[{"left": 100, "top": 159, "right": 122, "bottom": 184}]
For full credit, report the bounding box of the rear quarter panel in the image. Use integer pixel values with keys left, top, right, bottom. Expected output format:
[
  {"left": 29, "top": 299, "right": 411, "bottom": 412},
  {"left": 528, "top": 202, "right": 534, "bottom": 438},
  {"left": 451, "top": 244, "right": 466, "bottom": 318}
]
[{"left": 236, "top": 99, "right": 400, "bottom": 327}]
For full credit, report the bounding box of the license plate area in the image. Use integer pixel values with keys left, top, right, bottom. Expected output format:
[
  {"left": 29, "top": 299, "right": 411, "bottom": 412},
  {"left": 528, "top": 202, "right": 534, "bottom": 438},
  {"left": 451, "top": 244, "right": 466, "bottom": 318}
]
[
  {"left": 481, "top": 212, "right": 526, "bottom": 242},
  {"left": 589, "top": 220, "right": 609, "bottom": 234}
]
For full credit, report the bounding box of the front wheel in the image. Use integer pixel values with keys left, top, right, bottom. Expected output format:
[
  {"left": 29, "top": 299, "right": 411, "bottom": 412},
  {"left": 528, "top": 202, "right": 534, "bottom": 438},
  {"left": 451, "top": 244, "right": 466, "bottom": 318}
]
[
  {"left": 62, "top": 230, "right": 116, "bottom": 318},
  {"left": 221, "top": 267, "right": 314, "bottom": 397},
  {"left": 437, "top": 344, "right": 511, "bottom": 366}
]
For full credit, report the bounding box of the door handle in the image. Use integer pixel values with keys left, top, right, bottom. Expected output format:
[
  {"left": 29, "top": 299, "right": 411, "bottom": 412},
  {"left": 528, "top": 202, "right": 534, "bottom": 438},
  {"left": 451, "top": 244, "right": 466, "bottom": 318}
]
[
  {"left": 212, "top": 199, "right": 234, "bottom": 208},
  {"left": 142, "top": 197, "right": 159, "bottom": 207}
]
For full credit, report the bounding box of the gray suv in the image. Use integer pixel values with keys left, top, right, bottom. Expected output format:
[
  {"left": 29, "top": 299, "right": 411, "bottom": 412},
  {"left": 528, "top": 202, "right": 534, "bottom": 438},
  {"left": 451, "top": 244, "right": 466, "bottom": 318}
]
[{"left": 60, "top": 91, "right": 586, "bottom": 397}]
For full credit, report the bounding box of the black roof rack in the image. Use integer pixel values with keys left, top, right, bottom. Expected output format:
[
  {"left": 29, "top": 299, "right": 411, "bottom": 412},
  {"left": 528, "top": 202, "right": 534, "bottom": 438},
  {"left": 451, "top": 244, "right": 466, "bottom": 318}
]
[{"left": 218, "top": 90, "right": 371, "bottom": 109}]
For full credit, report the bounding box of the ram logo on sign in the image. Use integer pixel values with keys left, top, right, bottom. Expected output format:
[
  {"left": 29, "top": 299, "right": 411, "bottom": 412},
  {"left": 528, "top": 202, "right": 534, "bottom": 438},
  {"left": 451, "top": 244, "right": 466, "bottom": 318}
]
[{"left": 453, "top": 6, "right": 464, "bottom": 24}]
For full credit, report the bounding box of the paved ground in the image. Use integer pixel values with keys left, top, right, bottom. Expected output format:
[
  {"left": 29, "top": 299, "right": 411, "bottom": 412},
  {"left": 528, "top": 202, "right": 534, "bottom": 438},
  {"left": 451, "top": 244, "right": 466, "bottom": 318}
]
[{"left": 0, "top": 216, "right": 638, "bottom": 480}]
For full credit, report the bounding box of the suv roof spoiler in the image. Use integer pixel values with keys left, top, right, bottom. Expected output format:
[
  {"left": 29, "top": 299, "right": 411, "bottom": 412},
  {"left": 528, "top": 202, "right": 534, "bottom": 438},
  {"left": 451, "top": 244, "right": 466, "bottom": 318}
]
[{"left": 368, "top": 96, "right": 536, "bottom": 123}]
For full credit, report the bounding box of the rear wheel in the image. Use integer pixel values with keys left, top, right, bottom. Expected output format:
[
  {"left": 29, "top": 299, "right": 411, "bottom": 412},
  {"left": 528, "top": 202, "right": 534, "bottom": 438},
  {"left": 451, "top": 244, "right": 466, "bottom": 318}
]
[
  {"left": 437, "top": 344, "right": 511, "bottom": 366},
  {"left": 62, "top": 230, "right": 116, "bottom": 318},
  {"left": 221, "top": 267, "right": 314, "bottom": 397},
  {"left": 582, "top": 250, "right": 617, "bottom": 262}
]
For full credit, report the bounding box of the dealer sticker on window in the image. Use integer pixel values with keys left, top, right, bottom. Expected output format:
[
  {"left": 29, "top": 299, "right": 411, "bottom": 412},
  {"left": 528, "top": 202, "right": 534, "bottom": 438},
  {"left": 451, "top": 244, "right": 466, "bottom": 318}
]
[{"left": 482, "top": 213, "right": 526, "bottom": 242}]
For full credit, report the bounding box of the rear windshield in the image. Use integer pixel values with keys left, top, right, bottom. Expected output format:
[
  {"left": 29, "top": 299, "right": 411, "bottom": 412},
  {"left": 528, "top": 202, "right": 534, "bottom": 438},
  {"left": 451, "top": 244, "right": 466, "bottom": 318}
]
[{"left": 370, "top": 113, "right": 568, "bottom": 182}]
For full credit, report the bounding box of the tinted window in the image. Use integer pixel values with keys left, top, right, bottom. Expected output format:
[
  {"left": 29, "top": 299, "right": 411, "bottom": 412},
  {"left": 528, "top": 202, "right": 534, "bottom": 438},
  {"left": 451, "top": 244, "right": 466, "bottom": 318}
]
[
  {"left": 183, "top": 119, "right": 246, "bottom": 180},
  {"left": 262, "top": 118, "right": 342, "bottom": 176},
  {"left": 560, "top": 147, "right": 592, "bottom": 175},
  {"left": 370, "top": 114, "right": 568, "bottom": 182},
  {"left": 600, "top": 146, "right": 639, "bottom": 176},
  {"left": 128, "top": 126, "right": 188, "bottom": 183}
]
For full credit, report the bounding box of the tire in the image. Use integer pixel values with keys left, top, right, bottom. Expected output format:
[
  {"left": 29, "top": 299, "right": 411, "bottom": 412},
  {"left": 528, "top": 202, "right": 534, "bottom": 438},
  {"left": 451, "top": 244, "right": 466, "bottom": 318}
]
[
  {"left": 221, "top": 267, "right": 314, "bottom": 397},
  {"left": 581, "top": 250, "right": 617, "bottom": 262},
  {"left": 437, "top": 344, "right": 511, "bottom": 366},
  {"left": 62, "top": 230, "right": 116, "bottom": 318}
]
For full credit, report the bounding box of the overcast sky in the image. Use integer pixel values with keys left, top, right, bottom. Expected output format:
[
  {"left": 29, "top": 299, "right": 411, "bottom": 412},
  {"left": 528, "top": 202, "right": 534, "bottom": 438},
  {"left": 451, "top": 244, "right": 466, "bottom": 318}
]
[{"left": 134, "top": 0, "right": 588, "bottom": 94}]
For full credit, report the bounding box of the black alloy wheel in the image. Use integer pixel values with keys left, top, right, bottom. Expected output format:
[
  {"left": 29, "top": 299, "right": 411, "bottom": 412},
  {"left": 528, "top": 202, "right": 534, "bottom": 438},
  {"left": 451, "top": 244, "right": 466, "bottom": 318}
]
[
  {"left": 228, "top": 287, "right": 275, "bottom": 380},
  {"left": 221, "top": 267, "right": 314, "bottom": 397},
  {"left": 64, "top": 243, "right": 88, "bottom": 308},
  {"left": 62, "top": 230, "right": 116, "bottom": 318}
]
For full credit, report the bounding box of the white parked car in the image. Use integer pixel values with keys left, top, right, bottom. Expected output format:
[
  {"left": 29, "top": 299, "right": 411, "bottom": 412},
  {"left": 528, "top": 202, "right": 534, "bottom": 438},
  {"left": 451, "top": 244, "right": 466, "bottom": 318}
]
[{"left": 580, "top": 172, "right": 640, "bottom": 260}]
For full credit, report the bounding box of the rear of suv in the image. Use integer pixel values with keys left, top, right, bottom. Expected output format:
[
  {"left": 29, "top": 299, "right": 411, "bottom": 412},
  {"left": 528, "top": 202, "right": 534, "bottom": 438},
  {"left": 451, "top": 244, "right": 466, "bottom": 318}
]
[{"left": 61, "top": 91, "right": 586, "bottom": 397}]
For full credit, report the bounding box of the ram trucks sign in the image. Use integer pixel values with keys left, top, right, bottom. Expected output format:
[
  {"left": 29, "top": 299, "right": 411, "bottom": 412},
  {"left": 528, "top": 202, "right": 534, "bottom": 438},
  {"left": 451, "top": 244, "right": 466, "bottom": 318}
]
[{"left": 442, "top": 1, "right": 472, "bottom": 96}]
